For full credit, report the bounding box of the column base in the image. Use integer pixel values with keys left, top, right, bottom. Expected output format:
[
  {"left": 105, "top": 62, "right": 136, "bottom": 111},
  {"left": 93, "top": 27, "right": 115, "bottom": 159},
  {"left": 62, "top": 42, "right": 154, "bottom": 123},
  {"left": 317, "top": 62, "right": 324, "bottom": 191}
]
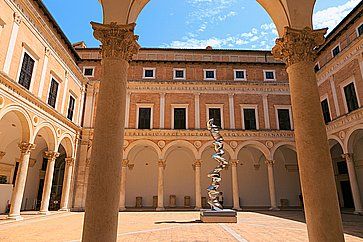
[
  {"left": 7, "top": 214, "right": 23, "bottom": 221},
  {"left": 38, "top": 211, "right": 50, "bottom": 215},
  {"left": 119, "top": 207, "right": 126, "bottom": 212},
  {"left": 58, "top": 208, "right": 70, "bottom": 212},
  {"left": 269, "top": 207, "right": 280, "bottom": 211},
  {"left": 354, "top": 210, "right": 363, "bottom": 215},
  {"left": 156, "top": 207, "right": 165, "bottom": 211},
  {"left": 233, "top": 207, "right": 242, "bottom": 211},
  {"left": 194, "top": 206, "right": 202, "bottom": 210}
]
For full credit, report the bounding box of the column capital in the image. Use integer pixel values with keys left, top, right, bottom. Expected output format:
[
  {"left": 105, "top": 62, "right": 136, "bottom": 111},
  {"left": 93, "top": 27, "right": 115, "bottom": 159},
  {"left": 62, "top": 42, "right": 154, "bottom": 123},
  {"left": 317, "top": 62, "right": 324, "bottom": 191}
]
[
  {"left": 158, "top": 159, "right": 166, "bottom": 168},
  {"left": 91, "top": 22, "right": 140, "bottom": 61},
  {"left": 0, "top": 151, "right": 5, "bottom": 160},
  {"left": 272, "top": 27, "right": 327, "bottom": 67},
  {"left": 121, "top": 159, "right": 129, "bottom": 167},
  {"left": 18, "top": 142, "right": 35, "bottom": 154},
  {"left": 194, "top": 160, "right": 202, "bottom": 167},
  {"left": 45, "top": 47, "right": 51, "bottom": 57},
  {"left": 265, "top": 159, "right": 275, "bottom": 166},
  {"left": 231, "top": 159, "right": 239, "bottom": 167},
  {"left": 44, "top": 151, "right": 60, "bottom": 160},
  {"left": 65, "top": 157, "right": 75, "bottom": 166},
  {"left": 342, "top": 153, "right": 353, "bottom": 163},
  {"left": 13, "top": 12, "right": 22, "bottom": 25}
]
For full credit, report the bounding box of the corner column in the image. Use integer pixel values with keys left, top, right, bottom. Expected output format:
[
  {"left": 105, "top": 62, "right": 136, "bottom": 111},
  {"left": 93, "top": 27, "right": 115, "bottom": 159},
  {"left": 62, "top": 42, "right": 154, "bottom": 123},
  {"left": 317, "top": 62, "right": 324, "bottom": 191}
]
[
  {"left": 119, "top": 159, "right": 129, "bottom": 211},
  {"left": 231, "top": 159, "right": 241, "bottom": 210},
  {"left": 7, "top": 142, "right": 35, "bottom": 220},
  {"left": 194, "top": 160, "right": 202, "bottom": 209},
  {"left": 39, "top": 151, "right": 60, "bottom": 215},
  {"left": 157, "top": 159, "right": 166, "bottom": 211},
  {"left": 82, "top": 22, "right": 140, "bottom": 242},
  {"left": 342, "top": 154, "right": 363, "bottom": 214},
  {"left": 272, "top": 27, "right": 344, "bottom": 241},
  {"left": 265, "top": 160, "right": 278, "bottom": 210},
  {"left": 59, "top": 157, "right": 75, "bottom": 211}
]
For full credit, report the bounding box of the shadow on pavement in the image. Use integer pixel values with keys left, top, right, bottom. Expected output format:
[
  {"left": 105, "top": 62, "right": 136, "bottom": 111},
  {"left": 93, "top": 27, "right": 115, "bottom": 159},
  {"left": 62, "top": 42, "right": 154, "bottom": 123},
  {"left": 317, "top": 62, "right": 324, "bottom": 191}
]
[{"left": 155, "top": 220, "right": 202, "bottom": 224}]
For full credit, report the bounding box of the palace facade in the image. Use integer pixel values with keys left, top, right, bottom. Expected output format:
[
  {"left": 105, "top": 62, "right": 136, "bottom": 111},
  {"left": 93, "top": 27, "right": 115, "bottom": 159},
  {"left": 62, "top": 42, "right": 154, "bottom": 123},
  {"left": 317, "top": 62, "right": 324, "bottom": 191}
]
[{"left": 0, "top": 0, "right": 362, "bottom": 219}]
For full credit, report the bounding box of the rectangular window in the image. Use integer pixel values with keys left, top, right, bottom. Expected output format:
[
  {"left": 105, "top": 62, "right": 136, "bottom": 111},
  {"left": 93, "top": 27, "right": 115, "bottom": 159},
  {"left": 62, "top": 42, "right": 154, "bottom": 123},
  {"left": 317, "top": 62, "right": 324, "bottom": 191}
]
[
  {"left": 277, "top": 109, "right": 292, "bottom": 130},
  {"left": 321, "top": 99, "right": 331, "bottom": 124},
  {"left": 67, "top": 96, "right": 76, "bottom": 121},
  {"left": 83, "top": 67, "right": 94, "bottom": 77},
  {"left": 18, "top": 52, "right": 35, "bottom": 90},
  {"left": 138, "top": 108, "right": 151, "bottom": 129},
  {"left": 332, "top": 45, "right": 340, "bottom": 57},
  {"left": 143, "top": 68, "right": 155, "bottom": 79},
  {"left": 47, "top": 78, "right": 59, "bottom": 108},
  {"left": 314, "top": 63, "right": 320, "bottom": 73},
  {"left": 344, "top": 83, "right": 359, "bottom": 112},
  {"left": 208, "top": 108, "right": 222, "bottom": 128},
  {"left": 174, "top": 69, "right": 185, "bottom": 79},
  {"left": 243, "top": 109, "right": 257, "bottom": 130},
  {"left": 234, "top": 70, "right": 246, "bottom": 80},
  {"left": 264, "top": 70, "right": 275, "bottom": 81},
  {"left": 357, "top": 23, "right": 363, "bottom": 36},
  {"left": 204, "top": 69, "right": 216, "bottom": 80},
  {"left": 174, "top": 108, "right": 186, "bottom": 129}
]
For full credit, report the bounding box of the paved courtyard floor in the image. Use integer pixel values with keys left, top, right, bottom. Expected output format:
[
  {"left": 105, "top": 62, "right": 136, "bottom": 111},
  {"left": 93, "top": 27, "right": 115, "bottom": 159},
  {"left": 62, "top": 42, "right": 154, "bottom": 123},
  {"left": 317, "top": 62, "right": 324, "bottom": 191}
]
[{"left": 0, "top": 211, "right": 362, "bottom": 241}]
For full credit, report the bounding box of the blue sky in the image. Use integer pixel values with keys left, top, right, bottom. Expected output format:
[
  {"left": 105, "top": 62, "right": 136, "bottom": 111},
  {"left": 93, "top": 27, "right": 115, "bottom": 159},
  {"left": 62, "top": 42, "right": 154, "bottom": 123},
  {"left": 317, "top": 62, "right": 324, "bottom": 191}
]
[{"left": 43, "top": 0, "right": 360, "bottom": 50}]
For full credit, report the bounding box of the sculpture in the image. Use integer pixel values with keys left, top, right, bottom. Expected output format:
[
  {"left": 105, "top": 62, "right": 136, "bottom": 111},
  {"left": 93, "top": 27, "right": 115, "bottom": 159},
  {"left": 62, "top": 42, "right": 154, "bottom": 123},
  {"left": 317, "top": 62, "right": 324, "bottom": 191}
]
[{"left": 207, "top": 119, "right": 229, "bottom": 211}]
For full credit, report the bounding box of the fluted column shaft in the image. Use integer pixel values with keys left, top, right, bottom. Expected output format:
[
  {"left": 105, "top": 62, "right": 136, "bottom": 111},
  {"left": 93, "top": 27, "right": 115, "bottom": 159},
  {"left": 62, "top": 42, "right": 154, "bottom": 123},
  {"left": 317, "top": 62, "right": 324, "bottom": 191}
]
[
  {"left": 194, "top": 160, "right": 202, "bottom": 209},
  {"left": 273, "top": 27, "right": 344, "bottom": 241},
  {"left": 157, "top": 160, "right": 166, "bottom": 211},
  {"left": 343, "top": 154, "right": 363, "bottom": 214},
  {"left": 231, "top": 159, "right": 241, "bottom": 210},
  {"left": 119, "top": 160, "right": 128, "bottom": 211},
  {"left": 265, "top": 160, "right": 277, "bottom": 210},
  {"left": 59, "top": 157, "right": 75, "bottom": 211},
  {"left": 82, "top": 22, "right": 140, "bottom": 242},
  {"left": 39, "top": 151, "right": 60, "bottom": 214},
  {"left": 8, "top": 142, "right": 35, "bottom": 220}
]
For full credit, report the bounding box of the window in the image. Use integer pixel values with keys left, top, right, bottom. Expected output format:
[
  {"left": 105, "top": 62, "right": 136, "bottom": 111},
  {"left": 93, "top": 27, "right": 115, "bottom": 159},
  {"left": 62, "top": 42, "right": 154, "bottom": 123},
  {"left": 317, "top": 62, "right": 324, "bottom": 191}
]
[
  {"left": 234, "top": 69, "right": 246, "bottom": 80},
  {"left": 173, "top": 69, "right": 186, "bottom": 80},
  {"left": 356, "top": 23, "right": 363, "bottom": 37},
  {"left": 277, "top": 109, "right": 292, "bottom": 130},
  {"left": 344, "top": 82, "right": 359, "bottom": 112},
  {"left": 138, "top": 108, "right": 152, "bottom": 129},
  {"left": 174, "top": 108, "right": 186, "bottom": 129},
  {"left": 83, "top": 67, "right": 94, "bottom": 77},
  {"left": 67, "top": 96, "right": 76, "bottom": 121},
  {"left": 321, "top": 99, "right": 331, "bottom": 124},
  {"left": 204, "top": 69, "right": 216, "bottom": 80},
  {"left": 18, "top": 52, "right": 35, "bottom": 90},
  {"left": 243, "top": 108, "right": 257, "bottom": 130},
  {"left": 264, "top": 70, "right": 275, "bottom": 81},
  {"left": 143, "top": 68, "right": 155, "bottom": 79},
  {"left": 47, "top": 78, "right": 59, "bottom": 108},
  {"left": 208, "top": 108, "right": 222, "bottom": 128},
  {"left": 332, "top": 45, "right": 340, "bottom": 57},
  {"left": 314, "top": 63, "right": 320, "bottom": 73}
]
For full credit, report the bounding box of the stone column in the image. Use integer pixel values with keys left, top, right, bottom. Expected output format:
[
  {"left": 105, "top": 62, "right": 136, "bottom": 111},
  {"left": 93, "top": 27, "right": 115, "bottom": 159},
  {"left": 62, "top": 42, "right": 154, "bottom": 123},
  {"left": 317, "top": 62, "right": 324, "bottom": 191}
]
[
  {"left": 228, "top": 94, "right": 235, "bottom": 129},
  {"left": 59, "top": 157, "right": 75, "bottom": 211},
  {"left": 39, "top": 151, "right": 60, "bottom": 215},
  {"left": 160, "top": 93, "right": 165, "bottom": 129},
  {"left": 157, "top": 159, "right": 166, "bottom": 211},
  {"left": 231, "top": 159, "right": 241, "bottom": 210},
  {"left": 195, "top": 93, "right": 200, "bottom": 129},
  {"left": 125, "top": 92, "right": 131, "bottom": 128},
  {"left": 119, "top": 159, "right": 129, "bottom": 211},
  {"left": 3, "top": 13, "right": 22, "bottom": 74},
  {"left": 262, "top": 94, "right": 270, "bottom": 129},
  {"left": 7, "top": 142, "right": 35, "bottom": 220},
  {"left": 194, "top": 160, "right": 202, "bottom": 209},
  {"left": 265, "top": 160, "right": 278, "bottom": 210},
  {"left": 272, "top": 27, "right": 344, "bottom": 241},
  {"left": 342, "top": 154, "right": 363, "bottom": 214},
  {"left": 82, "top": 22, "right": 140, "bottom": 242}
]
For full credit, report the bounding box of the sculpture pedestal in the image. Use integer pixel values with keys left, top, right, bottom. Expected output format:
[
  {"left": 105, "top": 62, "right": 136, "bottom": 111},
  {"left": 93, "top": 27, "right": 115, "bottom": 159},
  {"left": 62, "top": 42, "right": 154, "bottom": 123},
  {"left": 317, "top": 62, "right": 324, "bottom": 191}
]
[{"left": 200, "top": 209, "right": 237, "bottom": 223}]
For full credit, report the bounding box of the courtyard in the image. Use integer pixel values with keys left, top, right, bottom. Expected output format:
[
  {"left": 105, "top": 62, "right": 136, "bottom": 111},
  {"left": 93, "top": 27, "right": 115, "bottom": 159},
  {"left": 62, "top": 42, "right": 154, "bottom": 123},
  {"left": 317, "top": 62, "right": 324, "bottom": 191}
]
[{"left": 0, "top": 211, "right": 362, "bottom": 241}]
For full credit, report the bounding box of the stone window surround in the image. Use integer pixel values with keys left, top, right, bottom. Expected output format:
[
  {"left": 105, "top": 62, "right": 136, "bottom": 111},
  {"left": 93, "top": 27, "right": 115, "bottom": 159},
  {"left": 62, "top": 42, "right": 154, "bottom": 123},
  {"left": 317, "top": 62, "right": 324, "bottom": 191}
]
[
  {"left": 240, "top": 104, "right": 259, "bottom": 130},
  {"left": 171, "top": 104, "right": 189, "bottom": 129},
  {"left": 339, "top": 77, "right": 361, "bottom": 114},
  {"left": 355, "top": 22, "right": 363, "bottom": 37},
  {"left": 143, "top": 67, "right": 156, "bottom": 79},
  {"left": 263, "top": 70, "right": 276, "bottom": 81},
  {"left": 136, "top": 103, "right": 154, "bottom": 129},
  {"left": 320, "top": 93, "right": 332, "bottom": 122},
  {"left": 274, "top": 105, "right": 294, "bottom": 130},
  {"left": 46, "top": 73, "right": 62, "bottom": 110},
  {"left": 67, "top": 90, "right": 78, "bottom": 121},
  {"left": 203, "top": 69, "right": 216, "bottom": 81},
  {"left": 205, "top": 104, "right": 224, "bottom": 129},
  {"left": 233, "top": 69, "right": 247, "bottom": 81},
  {"left": 15, "top": 43, "right": 40, "bottom": 93},
  {"left": 82, "top": 66, "right": 95, "bottom": 77},
  {"left": 173, "top": 68, "right": 186, "bottom": 80},
  {"left": 331, "top": 43, "right": 341, "bottom": 58}
]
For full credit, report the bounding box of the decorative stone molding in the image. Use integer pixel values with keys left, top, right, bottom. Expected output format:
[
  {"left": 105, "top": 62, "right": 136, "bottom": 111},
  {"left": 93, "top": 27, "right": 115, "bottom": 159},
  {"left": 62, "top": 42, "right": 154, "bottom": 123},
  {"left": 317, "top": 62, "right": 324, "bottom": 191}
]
[
  {"left": 121, "top": 159, "right": 129, "bottom": 168},
  {"left": 272, "top": 27, "right": 327, "bottom": 67},
  {"left": 32, "top": 116, "right": 39, "bottom": 126},
  {"left": 230, "top": 141, "right": 238, "bottom": 149},
  {"left": 253, "top": 164, "right": 260, "bottom": 170},
  {"left": 326, "top": 107, "right": 363, "bottom": 133},
  {"left": 158, "top": 159, "right": 166, "bottom": 169},
  {"left": 265, "top": 141, "right": 274, "bottom": 149},
  {"left": 65, "top": 157, "right": 75, "bottom": 166},
  {"left": 339, "top": 131, "right": 346, "bottom": 140},
  {"left": 194, "top": 160, "right": 202, "bottom": 168},
  {"left": 13, "top": 12, "right": 22, "bottom": 25},
  {"left": 44, "top": 151, "right": 60, "bottom": 160},
  {"left": 86, "top": 158, "right": 91, "bottom": 168},
  {"left": 18, "top": 142, "right": 35, "bottom": 155},
  {"left": 91, "top": 22, "right": 140, "bottom": 61},
  {"left": 193, "top": 141, "right": 202, "bottom": 149},
  {"left": 0, "top": 151, "right": 5, "bottom": 160},
  {"left": 128, "top": 164, "right": 135, "bottom": 170},
  {"left": 45, "top": 47, "right": 51, "bottom": 57},
  {"left": 265, "top": 160, "right": 275, "bottom": 166},
  {"left": 342, "top": 153, "right": 353, "bottom": 164},
  {"left": 28, "top": 158, "right": 36, "bottom": 167},
  {"left": 231, "top": 159, "right": 239, "bottom": 167},
  {"left": 123, "top": 140, "right": 129, "bottom": 148},
  {"left": 0, "top": 95, "right": 4, "bottom": 108},
  {"left": 157, "top": 140, "right": 166, "bottom": 148}
]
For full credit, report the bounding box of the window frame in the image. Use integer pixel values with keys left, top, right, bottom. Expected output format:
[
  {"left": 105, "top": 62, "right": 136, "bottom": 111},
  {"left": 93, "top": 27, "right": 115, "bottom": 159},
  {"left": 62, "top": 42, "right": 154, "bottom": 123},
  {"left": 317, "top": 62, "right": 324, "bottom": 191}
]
[
  {"left": 275, "top": 105, "right": 293, "bottom": 130},
  {"left": 340, "top": 78, "right": 361, "bottom": 113},
  {"left": 206, "top": 104, "right": 224, "bottom": 129},
  {"left": 320, "top": 94, "right": 332, "bottom": 123},
  {"left": 203, "top": 69, "right": 216, "bottom": 81},
  {"left": 331, "top": 44, "right": 341, "bottom": 58},
  {"left": 82, "top": 66, "right": 95, "bottom": 77},
  {"left": 16, "top": 45, "right": 39, "bottom": 92},
  {"left": 240, "top": 104, "right": 259, "bottom": 130},
  {"left": 66, "top": 92, "right": 77, "bottom": 121},
  {"left": 234, "top": 69, "right": 247, "bottom": 81},
  {"left": 356, "top": 22, "right": 363, "bottom": 37},
  {"left": 314, "top": 62, "right": 320, "bottom": 73},
  {"left": 46, "top": 75, "right": 60, "bottom": 109},
  {"left": 263, "top": 70, "right": 276, "bottom": 81},
  {"left": 171, "top": 104, "right": 189, "bottom": 129},
  {"left": 143, "top": 67, "right": 156, "bottom": 79},
  {"left": 136, "top": 104, "right": 154, "bottom": 129},
  {"left": 173, "top": 68, "right": 186, "bottom": 80}
]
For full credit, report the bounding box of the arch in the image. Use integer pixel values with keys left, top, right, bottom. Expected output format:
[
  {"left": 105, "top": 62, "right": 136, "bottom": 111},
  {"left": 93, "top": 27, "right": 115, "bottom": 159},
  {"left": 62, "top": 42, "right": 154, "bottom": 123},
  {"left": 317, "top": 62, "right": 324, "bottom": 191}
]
[
  {"left": 161, "top": 140, "right": 198, "bottom": 160},
  {"left": 345, "top": 124, "right": 363, "bottom": 154},
  {"left": 197, "top": 141, "right": 235, "bottom": 160},
  {"left": 234, "top": 141, "right": 271, "bottom": 160},
  {"left": 328, "top": 135, "right": 345, "bottom": 152},
  {"left": 270, "top": 142, "right": 296, "bottom": 159},
  {"left": 0, "top": 104, "right": 33, "bottom": 142},
  {"left": 31, "top": 122, "right": 58, "bottom": 152},
  {"left": 124, "top": 140, "right": 161, "bottom": 160},
  {"left": 58, "top": 133, "right": 75, "bottom": 158}
]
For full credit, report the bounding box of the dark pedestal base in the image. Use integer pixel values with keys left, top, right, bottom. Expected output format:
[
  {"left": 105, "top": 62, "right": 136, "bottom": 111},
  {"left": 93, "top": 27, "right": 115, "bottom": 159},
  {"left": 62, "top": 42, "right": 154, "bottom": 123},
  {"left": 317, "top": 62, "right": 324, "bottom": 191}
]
[{"left": 200, "top": 209, "right": 237, "bottom": 223}]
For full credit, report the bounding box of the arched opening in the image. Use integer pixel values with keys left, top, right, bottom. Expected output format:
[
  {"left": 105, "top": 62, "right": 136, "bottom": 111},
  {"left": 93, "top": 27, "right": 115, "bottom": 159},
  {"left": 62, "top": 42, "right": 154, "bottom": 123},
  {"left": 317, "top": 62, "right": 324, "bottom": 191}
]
[
  {"left": 125, "top": 143, "right": 159, "bottom": 208},
  {"left": 272, "top": 144, "right": 301, "bottom": 207},
  {"left": 236, "top": 145, "right": 269, "bottom": 207}
]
